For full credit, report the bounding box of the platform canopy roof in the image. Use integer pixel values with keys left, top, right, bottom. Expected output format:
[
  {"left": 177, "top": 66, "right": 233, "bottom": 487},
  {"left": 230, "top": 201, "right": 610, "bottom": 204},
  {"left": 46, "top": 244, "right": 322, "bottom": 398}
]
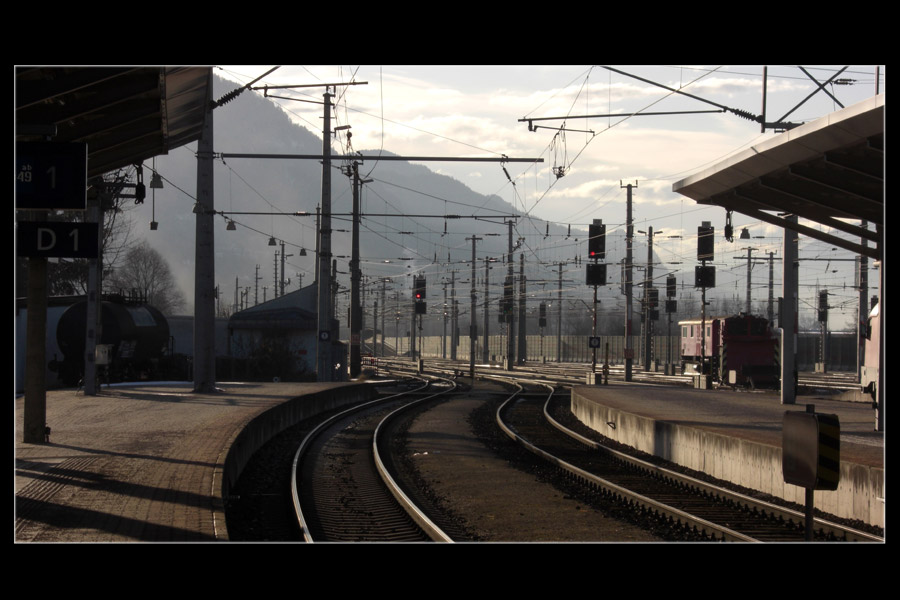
[
  {"left": 16, "top": 66, "right": 212, "bottom": 179},
  {"left": 672, "top": 94, "right": 884, "bottom": 260}
]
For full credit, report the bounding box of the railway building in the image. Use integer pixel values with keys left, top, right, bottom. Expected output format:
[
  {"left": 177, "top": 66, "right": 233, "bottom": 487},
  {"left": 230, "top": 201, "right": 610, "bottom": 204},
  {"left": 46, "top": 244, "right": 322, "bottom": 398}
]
[{"left": 227, "top": 284, "right": 345, "bottom": 381}]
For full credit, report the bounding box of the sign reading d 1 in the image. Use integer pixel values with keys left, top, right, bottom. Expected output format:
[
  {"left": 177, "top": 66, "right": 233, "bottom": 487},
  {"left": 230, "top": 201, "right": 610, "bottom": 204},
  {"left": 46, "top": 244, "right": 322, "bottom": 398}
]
[
  {"left": 17, "top": 221, "right": 99, "bottom": 259},
  {"left": 16, "top": 142, "right": 88, "bottom": 210}
]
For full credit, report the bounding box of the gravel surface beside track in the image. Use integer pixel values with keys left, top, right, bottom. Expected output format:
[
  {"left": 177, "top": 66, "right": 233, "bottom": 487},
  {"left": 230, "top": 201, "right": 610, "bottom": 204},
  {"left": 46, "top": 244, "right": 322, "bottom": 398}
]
[
  {"left": 226, "top": 386, "right": 665, "bottom": 542},
  {"left": 402, "top": 389, "right": 663, "bottom": 542}
]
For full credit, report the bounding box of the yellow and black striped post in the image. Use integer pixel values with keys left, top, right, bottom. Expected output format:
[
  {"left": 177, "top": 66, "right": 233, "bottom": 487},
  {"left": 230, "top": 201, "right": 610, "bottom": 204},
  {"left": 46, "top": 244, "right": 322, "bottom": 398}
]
[
  {"left": 783, "top": 405, "right": 841, "bottom": 540},
  {"left": 815, "top": 413, "right": 841, "bottom": 491}
]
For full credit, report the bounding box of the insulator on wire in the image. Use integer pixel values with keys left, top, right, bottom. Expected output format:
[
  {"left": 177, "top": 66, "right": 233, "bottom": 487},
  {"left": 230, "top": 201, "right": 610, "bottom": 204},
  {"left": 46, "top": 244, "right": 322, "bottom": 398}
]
[
  {"left": 213, "top": 87, "right": 245, "bottom": 109},
  {"left": 729, "top": 107, "right": 761, "bottom": 123}
]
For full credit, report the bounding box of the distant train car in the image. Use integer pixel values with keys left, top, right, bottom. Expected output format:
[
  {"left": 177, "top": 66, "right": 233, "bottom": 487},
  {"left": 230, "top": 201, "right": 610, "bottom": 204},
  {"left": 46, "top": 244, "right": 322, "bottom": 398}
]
[
  {"left": 679, "top": 314, "right": 778, "bottom": 388},
  {"left": 54, "top": 297, "right": 171, "bottom": 386},
  {"left": 861, "top": 301, "right": 880, "bottom": 401}
]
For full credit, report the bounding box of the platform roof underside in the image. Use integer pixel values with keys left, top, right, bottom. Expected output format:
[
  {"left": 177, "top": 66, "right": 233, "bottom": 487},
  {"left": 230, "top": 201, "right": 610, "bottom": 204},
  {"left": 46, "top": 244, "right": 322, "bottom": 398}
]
[
  {"left": 673, "top": 95, "right": 884, "bottom": 260},
  {"left": 16, "top": 66, "right": 212, "bottom": 180}
]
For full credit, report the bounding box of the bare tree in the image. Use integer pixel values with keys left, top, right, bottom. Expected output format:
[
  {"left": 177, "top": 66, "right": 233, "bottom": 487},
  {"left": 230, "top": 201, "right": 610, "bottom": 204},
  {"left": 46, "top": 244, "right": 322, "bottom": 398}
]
[{"left": 106, "top": 240, "right": 186, "bottom": 315}]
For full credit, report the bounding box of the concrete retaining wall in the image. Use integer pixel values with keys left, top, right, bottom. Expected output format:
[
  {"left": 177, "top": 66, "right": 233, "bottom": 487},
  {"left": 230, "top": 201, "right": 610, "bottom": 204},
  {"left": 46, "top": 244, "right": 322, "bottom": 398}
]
[
  {"left": 219, "top": 383, "right": 378, "bottom": 505},
  {"left": 571, "top": 389, "right": 884, "bottom": 529}
]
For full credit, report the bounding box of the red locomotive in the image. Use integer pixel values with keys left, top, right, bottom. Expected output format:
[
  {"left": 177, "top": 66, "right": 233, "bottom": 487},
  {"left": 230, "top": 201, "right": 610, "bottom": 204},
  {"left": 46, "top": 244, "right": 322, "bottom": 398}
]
[{"left": 679, "top": 313, "right": 778, "bottom": 388}]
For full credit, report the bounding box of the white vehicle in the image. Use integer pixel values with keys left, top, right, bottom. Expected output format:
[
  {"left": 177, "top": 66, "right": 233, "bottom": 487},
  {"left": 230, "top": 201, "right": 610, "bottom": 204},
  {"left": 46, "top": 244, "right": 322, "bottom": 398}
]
[{"left": 861, "top": 301, "right": 880, "bottom": 401}]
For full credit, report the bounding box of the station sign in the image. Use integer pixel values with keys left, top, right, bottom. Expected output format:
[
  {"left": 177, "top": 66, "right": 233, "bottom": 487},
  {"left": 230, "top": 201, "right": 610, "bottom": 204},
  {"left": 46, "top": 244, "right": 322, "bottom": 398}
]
[
  {"left": 17, "top": 221, "right": 99, "bottom": 258},
  {"left": 16, "top": 142, "right": 88, "bottom": 210}
]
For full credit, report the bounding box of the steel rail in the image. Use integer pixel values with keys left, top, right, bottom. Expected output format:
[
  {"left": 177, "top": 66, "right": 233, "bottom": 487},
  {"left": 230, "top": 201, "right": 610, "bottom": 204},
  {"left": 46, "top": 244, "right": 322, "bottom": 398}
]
[
  {"left": 291, "top": 376, "right": 450, "bottom": 542},
  {"left": 372, "top": 375, "right": 458, "bottom": 543},
  {"left": 490, "top": 377, "right": 758, "bottom": 542},
  {"left": 540, "top": 391, "right": 883, "bottom": 543},
  {"left": 378, "top": 359, "right": 882, "bottom": 541}
]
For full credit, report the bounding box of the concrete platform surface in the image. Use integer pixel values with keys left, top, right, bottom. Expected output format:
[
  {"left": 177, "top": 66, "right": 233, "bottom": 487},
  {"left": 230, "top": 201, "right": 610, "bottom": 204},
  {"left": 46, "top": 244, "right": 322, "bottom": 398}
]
[
  {"left": 14, "top": 382, "right": 359, "bottom": 543},
  {"left": 573, "top": 383, "right": 883, "bottom": 468},
  {"left": 571, "top": 382, "right": 884, "bottom": 527}
]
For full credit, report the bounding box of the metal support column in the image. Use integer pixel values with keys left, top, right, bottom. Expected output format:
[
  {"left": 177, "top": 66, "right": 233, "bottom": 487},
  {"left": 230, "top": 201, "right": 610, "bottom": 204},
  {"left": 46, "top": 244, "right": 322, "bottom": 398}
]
[
  {"left": 468, "top": 235, "right": 481, "bottom": 379},
  {"left": 483, "top": 257, "right": 490, "bottom": 363},
  {"left": 193, "top": 85, "right": 217, "bottom": 393},
  {"left": 518, "top": 253, "right": 526, "bottom": 364},
  {"left": 781, "top": 214, "right": 798, "bottom": 405},
  {"left": 506, "top": 220, "right": 515, "bottom": 369},
  {"left": 622, "top": 182, "right": 636, "bottom": 381}
]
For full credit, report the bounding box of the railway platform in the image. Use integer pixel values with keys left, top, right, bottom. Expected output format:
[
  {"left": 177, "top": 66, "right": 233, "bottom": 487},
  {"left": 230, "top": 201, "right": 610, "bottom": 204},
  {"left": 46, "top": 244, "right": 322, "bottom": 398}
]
[
  {"left": 14, "top": 381, "right": 376, "bottom": 543},
  {"left": 571, "top": 383, "right": 884, "bottom": 528}
]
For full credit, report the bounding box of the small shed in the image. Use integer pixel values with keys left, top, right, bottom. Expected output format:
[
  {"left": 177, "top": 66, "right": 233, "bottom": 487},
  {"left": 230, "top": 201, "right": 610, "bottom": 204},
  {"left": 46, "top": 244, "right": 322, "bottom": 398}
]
[{"left": 227, "top": 285, "right": 344, "bottom": 381}]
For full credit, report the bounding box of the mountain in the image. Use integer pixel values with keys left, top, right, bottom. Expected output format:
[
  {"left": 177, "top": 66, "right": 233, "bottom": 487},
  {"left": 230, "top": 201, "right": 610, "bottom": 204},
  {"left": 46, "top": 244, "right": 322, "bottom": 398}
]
[{"left": 136, "top": 76, "right": 697, "bottom": 326}]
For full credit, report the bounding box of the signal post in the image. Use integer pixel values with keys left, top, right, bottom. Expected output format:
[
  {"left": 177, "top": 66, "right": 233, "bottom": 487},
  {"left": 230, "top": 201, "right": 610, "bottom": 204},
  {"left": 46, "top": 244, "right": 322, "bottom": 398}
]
[
  {"left": 586, "top": 219, "right": 607, "bottom": 384},
  {"left": 695, "top": 221, "right": 716, "bottom": 388}
]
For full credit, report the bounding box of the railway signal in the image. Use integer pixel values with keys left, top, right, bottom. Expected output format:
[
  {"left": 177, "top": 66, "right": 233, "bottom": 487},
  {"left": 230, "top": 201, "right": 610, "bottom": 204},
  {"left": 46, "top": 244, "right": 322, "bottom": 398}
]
[
  {"left": 694, "top": 265, "right": 716, "bottom": 288},
  {"left": 588, "top": 220, "right": 606, "bottom": 259},
  {"left": 585, "top": 220, "right": 609, "bottom": 379},
  {"left": 698, "top": 222, "right": 715, "bottom": 261},
  {"left": 414, "top": 276, "right": 426, "bottom": 300},
  {"left": 665, "top": 275, "right": 677, "bottom": 374},
  {"left": 586, "top": 263, "right": 606, "bottom": 286},
  {"left": 695, "top": 221, "right": 716, "bottom": 385},
  {"left": 818, "top": 290, "right": 828, "bottom": 322}
]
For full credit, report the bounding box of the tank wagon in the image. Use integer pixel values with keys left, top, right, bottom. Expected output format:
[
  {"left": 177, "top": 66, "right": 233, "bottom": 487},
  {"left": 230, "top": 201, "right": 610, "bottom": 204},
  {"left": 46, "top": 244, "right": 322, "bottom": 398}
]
[
  {"left": 679, "top": 313, "right": 778, "bottom": 388},
  {"left": 54, "top": 296, "right": 171, "bottom": 386}
]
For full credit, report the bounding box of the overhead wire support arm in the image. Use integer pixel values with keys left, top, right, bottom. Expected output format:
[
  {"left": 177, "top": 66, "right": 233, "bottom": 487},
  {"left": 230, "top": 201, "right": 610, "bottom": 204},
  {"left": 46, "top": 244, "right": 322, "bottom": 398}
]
[
  {"left": 255, "top": 81, "right": 369, "bottom": 91},
  {"left": 600, "top": 66, "right": 764, "bottom": 126},
  {"left": 216, "top": 211, "right": 519, "bottom": 220},
  {"left": 520, "top": 110, "right": 724, "bottom": 131},
  {"left": 219, "top": 152, "right": 542, "bottom": 163},
  {"left": 258, "top": 80, "right": 369, "bottom": 104}
]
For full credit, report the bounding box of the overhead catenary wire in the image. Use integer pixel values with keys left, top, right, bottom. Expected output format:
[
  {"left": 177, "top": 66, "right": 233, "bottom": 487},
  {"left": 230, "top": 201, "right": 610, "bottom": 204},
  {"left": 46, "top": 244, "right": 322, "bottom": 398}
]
[{"left": 182, "top": 67, "right": 876, "bottom": 330}]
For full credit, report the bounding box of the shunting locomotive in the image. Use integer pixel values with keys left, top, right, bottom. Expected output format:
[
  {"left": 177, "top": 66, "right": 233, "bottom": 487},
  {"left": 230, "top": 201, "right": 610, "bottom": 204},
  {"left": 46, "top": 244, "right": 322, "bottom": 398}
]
[{"left": 679, "top": 313, "right": 778, "bottom": 388}]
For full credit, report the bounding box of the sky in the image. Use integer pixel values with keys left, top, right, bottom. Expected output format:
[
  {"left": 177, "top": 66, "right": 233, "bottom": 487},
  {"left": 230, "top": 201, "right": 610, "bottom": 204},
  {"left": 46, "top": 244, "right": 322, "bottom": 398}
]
[{"left": 165, "top": 65, "right": 885, "bottom": 329}]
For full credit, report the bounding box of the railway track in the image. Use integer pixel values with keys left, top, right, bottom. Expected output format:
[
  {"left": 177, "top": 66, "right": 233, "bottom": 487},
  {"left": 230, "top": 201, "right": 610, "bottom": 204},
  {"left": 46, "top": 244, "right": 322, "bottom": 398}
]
[
  {"left": 374, "top": 356, "right": 867, "bottom": 394},
  {"left": 291, "top": 376, "right": 457, "bottom": 542},
  {"left": 491, "top": 380, "right": 881, "bottom": 542},
  {"left": 228, "top": 358, "right": 879, "bottom": 542},
  {"left": 374, "top": 359, "right": 881, "bottom": 542}
]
